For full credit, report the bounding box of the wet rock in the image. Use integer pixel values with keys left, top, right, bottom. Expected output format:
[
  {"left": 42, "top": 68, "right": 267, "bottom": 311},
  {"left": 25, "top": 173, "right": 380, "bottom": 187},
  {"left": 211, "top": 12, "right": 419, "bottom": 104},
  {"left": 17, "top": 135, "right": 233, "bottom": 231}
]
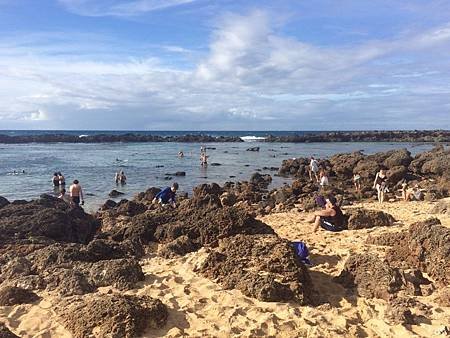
[
  {"left": 109, "top": 190, "right": 124, "bottom": 198},
  {"left": 0, "top": 196, "right": 9, "bottom": 209},
  {"left": 0, "top": 195, "right": 99, "bottom": 245},
  {"left": 344, "top": 208, "right": 395, "bottom": 230},
  {"left": 0, "top": 286, "right": 39, "bottom": 305},
  {"left": 246, "top": 147, "right": 260, "bottom": 151},
  {"left": 200, "top": 234, "right": 313, "bottom": 304},
  {"left": 100, "top": 199, "right": 117, "bottom": 210},
  {"left": 158, "top": 235, "right": 198, "bottom": 258},
  {"left": 250, "top": 172, "right": 272, "bottom": 188},
  {"left": 336, "top": 253, "right": 404, "bottom": 300},
  {"left": 88, "top": 258, "right": 144, "bottom": 290},
  {"left": 134, "top": 187, "right": 162, "bottom": 204},
  {"left": 385, "top": 218, "right": 450, "bottom": 286},
  {"left": 57, "top": 293, "right": 168, "bottom": 338},
  {"left": 166, "top": 171, "right": 186, "bottom": 176},
  {"left": 210, "top": 163, "right": 222, "bottom": 166},
  {"left": 0, "top": 323, "right": 19, "bottom": 338}
]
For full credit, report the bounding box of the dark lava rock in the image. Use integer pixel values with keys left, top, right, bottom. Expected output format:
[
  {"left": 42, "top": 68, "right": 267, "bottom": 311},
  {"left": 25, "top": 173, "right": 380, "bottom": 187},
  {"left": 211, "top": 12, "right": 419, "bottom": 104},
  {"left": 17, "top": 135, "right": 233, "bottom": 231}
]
[
  {"left": 250, "top": 172, "right": 272, "bottom": 188},
  {"left": 210, "top": 163, "right": 222, "bottom": 166},
  {"left": 200, "top": 234, "right": 313, "bottom": 304},
  {"left": 246, "top": 147, "right": 260, "bottom": 151},
  {"left": 344, "top": 208, "right": 395, "bottom": 230},
  {"left": 158, "top": 235, "right": 198, "bottom": 258},
  {"left": 166, "top": 171, "right": 186, "bottom": 176},
  {"left": 193, "top": 183, "right": 222, "bottom": 198},
  {"left": 0, "top": 286, "right": 39, "bottom": 305},
  {"left": 47, "top": 269, "right": 95, "bottom": 297},
  {"left": 57, "top": 293, "right": 168, "bottom": 338},
  {"left": 100, "top": 199, "right": 117, "bottom": 210},
  {"left": 0, "top": 323, "right": 19, "bottom": 338},
  {"left": 220, "top": 192, "right": 237, "bottom": 207},
  {"left": 88, "top": 258, "right": 145, "bottom": 290},
  {"left": 366, "top": 231, "right": 408, "bottom": 246},
  {"left": 387, "top": 165, "right": 408, "bottom": 185},
  {"left": 383, "top": 149, "right": 413, "bottom": 169},
  {"left": 0, "top": 194, "right": 99, "bottom": 245},
  {"left": 385, "top": 218, "right": 450, "bottom": 286},
  {"left": 0, "top": 196, "right": 9, "bottom": 209},
  {"left": 109, "top": 190, "right": 124, "bottom": 198},
  {"left": 115, "top": 200, "right": 147, "bottom": 217},
  {"left": 134, "top": 187, "right": 161, "bottom": 203},
  {"left": 335, "top": 253, "right": 404, "bottom": 300},
  {"left": 329, "top": 151, "right": 364, "bottom": 178}
]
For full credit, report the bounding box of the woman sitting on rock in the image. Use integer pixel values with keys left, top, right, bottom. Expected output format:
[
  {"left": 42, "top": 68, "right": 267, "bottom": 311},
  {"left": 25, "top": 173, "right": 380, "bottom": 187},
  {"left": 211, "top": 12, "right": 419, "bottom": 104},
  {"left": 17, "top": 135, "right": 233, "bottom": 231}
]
[{"left": 309, "top": 195, "right": 345, "bottom": 232}]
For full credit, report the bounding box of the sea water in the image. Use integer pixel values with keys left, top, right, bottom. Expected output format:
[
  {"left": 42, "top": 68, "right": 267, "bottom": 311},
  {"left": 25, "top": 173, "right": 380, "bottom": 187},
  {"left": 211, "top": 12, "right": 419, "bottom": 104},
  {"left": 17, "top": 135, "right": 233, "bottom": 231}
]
[{"left": 0, "top": 139, "right": 434, "bottom": 212}]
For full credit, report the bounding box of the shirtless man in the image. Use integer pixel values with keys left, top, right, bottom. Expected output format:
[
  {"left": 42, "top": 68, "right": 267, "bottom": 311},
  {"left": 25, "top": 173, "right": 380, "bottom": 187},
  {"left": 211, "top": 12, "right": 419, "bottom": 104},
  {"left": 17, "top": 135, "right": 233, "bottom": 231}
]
[{"left": 69, "top": 180, "right": 84, "bottom": 206}]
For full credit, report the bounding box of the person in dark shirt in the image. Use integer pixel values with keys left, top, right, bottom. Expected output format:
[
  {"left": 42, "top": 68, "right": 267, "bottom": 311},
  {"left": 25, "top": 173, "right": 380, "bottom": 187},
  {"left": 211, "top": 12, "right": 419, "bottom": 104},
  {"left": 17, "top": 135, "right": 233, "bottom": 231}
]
[
  {"left": 153, "top": 182, "right": 178, "bottom": 208},
  {"left": 309, "top": 195, "right": 345, "bottom": 232}
]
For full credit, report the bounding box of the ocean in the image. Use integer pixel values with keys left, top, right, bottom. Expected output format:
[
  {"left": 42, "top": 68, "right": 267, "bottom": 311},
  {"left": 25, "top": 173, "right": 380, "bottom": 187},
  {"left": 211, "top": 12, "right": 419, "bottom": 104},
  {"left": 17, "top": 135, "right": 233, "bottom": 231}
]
[{"left": 0, "top": 131, "right": 435, "bottom": 212}]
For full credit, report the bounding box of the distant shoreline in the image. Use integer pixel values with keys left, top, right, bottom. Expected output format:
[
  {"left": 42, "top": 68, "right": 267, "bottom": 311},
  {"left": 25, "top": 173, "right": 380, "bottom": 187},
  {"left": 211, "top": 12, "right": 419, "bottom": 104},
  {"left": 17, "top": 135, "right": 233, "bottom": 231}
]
[{"left": 0, "top": 130, "right": 449, "bottom": 144}]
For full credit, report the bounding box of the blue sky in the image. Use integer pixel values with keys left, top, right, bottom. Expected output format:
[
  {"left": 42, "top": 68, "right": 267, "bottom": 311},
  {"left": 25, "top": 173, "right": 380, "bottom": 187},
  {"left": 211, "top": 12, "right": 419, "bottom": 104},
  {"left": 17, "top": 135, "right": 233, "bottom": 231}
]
[{"left": 0, "top": 0, "right": 449, "bottom": 130}]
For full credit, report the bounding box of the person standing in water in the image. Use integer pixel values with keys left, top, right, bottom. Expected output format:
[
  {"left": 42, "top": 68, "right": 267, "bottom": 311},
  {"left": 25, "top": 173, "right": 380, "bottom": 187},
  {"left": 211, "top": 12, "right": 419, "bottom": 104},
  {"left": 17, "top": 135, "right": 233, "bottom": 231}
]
[
  {"left": 58, "top": 172, "right": 65, "bottom": 187},
  {"left": 373, "top": 168, "right": 388, "bottom": 203},
  {"left": 69, "top": 180, "right": 84, "bottom": 206},
  {"left": 119, "top": 171, "right": 127, "bottom": 184},
  {"left": 52, "top": 172, "right": 60, "bottom": 189}
]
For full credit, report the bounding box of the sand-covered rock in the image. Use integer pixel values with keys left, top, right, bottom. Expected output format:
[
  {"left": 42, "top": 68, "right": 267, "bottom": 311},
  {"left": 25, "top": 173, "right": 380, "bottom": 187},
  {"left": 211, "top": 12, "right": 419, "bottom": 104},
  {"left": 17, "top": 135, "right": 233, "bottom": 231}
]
[
  {"left": 200, "top": 234, "right": 313, "bottom": 304},
  {"left": 336, "top": 253, "right": 405, "bottom": 300},
  {"left": 0, "top": 286, "right": 39, "bottom": 306},
  {"left": 57, "top": 294, "right": 168, "bottom": 338},
  {"left": 430, "top": 200, "right": 450, "bottom": 215},
  {"left": 386, "top": 218, "right": 450, "bottom": 286},
  {"left": 345, "top": 208, "right": 395, "bottom": 230}
]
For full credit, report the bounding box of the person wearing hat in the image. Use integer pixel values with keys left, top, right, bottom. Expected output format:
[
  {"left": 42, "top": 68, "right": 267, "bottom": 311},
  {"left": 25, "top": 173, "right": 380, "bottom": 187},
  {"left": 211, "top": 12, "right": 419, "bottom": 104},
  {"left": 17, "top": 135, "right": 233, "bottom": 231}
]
[
  {"left": 153, "top": 182, "right": 179, "bottom": 208},
  {"left": 309, "top": 195, "right": 345, "bottom": 232}
]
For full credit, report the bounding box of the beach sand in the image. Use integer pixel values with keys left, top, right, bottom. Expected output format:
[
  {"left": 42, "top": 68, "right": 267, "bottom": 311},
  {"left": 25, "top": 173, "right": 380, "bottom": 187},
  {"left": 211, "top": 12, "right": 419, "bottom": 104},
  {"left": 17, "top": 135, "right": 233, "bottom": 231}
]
[{"left": 1, "top": 199, "right": 449, "bottom": 337}]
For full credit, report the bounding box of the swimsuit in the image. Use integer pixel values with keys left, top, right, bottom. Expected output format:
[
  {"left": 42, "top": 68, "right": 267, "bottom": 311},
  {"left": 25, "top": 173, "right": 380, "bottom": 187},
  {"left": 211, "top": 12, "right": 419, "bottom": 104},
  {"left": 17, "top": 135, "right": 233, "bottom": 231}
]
[{"left": 320, "top": 206, "right": 345, "bottom": 232}]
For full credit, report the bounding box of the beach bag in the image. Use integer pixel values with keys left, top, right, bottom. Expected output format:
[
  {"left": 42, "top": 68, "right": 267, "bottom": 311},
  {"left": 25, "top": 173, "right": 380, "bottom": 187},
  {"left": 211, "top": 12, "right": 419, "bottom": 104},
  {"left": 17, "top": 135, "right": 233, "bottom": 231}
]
[{"left": 292, "top": 241, "right": 312, "bottom": 266}]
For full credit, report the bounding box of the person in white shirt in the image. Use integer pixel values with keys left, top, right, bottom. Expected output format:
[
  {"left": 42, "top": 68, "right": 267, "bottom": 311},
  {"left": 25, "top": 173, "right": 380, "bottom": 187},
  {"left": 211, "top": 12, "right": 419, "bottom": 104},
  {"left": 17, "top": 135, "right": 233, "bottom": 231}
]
[
  {"left": 309, "top": 157, "right": 319, "bottom": 182},
  {"left": 319, "top": 169, "right": 329, "bottom": 189}
]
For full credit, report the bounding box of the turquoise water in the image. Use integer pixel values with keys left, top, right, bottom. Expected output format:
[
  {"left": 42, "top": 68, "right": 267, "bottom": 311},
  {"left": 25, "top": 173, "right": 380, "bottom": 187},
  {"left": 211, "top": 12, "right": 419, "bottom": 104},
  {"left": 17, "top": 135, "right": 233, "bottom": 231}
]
[{"left": 0, "top": 141, "right": 433, "bottom": 212}]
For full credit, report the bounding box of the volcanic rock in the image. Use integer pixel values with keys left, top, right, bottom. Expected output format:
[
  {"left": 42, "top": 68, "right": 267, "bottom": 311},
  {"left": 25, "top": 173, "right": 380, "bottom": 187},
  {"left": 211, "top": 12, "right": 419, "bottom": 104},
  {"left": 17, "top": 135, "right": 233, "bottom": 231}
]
[
  {"left": 200, "top": 234, "right": 313, "bottom": 304},
  {"left": 0, "top": 196, "right": 9, "bottom": 209},
  {"left": 344, "top": 208, "right": 395, "bottom": 230},
  {"left": 0, "top": 323, "right": 19, "bottom": 338},
  {"left": 109, "top": 190, "right": 124, "bottom": 198},
  {"left": 430, "top": 200, "right": 450, "bottom": 215},
  {"left": 0, "top": 286, "right": 39, "bottom": 306},
  {"left": 88, "top": 258, "right": 145, "bottom": 290},
  {"left": 57, "top": 294, "right": 168, "bottom": 338}
]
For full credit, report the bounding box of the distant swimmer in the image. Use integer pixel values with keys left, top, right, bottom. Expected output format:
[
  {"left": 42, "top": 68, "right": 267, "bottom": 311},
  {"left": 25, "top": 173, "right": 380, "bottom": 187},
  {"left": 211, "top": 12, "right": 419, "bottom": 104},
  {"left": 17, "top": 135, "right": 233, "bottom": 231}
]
[
  {"left": 178, "top": 151, "right": 184, "bottom": 158},
  {"left": 119, "top": 171, "right": 127, "bottom": 184},
  {"left": 69, "top": 179, "right": 84, "bottom": 206},
  {"left": 153, "top": 182, "right": 178, "bottom": 208}
]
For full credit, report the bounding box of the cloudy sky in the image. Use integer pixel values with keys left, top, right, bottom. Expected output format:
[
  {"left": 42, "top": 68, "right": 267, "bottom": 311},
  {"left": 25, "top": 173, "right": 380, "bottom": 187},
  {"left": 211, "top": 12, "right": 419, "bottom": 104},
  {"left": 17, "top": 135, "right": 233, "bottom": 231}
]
[{"left": 0, "top": 0, "right": 449, "bottom": 130}]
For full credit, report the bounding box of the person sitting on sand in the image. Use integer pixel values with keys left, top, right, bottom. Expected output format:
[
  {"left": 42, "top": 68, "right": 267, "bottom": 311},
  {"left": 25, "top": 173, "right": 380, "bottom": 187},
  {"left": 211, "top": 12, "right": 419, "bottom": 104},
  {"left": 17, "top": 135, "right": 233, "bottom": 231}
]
[
  {"left": 309, "top": 157, "right": 319, "bottom": 182},
  {"left": 153, "top": 182, "right": 178, "bottom": 208},
  {"left": 405, "top": 184, "right": 424, "bottom": 201},
  {"left": 373, "top": 168, "right": 388, "bottom": 203},
  {"left": 353, "top": 172, "right": 361, "bottom": 192},
  {"left": 69, "top": 180, "right": 84, "bottom": 206},
  {"left": 309, "top": 195, "right": 345, "bottom": 232}
]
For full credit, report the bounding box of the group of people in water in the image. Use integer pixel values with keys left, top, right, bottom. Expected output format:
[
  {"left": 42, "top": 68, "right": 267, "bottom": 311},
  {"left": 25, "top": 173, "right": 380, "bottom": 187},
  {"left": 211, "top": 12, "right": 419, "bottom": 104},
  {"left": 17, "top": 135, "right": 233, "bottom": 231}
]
[{"left": 52, "top": 172, "right": 84, "bottom": 206}]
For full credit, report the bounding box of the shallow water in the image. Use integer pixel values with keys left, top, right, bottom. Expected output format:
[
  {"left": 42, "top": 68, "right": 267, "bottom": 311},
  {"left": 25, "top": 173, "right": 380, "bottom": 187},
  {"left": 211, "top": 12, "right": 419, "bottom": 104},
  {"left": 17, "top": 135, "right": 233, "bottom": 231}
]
[{"left": 0, "top": 141, "right": 433, "bottom": 212}]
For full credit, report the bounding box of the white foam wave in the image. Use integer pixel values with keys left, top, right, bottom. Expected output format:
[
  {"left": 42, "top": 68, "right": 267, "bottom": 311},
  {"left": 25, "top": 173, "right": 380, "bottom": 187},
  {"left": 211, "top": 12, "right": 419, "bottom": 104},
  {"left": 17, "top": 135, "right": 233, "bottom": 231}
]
[{"left": 240, "top": 135, "right": 266, "bottom": 142}]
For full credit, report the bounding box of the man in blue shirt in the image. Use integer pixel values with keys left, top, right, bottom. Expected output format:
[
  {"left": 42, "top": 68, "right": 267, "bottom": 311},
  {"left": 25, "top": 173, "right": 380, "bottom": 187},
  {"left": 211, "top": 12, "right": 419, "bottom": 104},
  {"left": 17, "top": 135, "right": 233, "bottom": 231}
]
[{"left": 153, "top": 182, "right": 178, "bottom": 208}]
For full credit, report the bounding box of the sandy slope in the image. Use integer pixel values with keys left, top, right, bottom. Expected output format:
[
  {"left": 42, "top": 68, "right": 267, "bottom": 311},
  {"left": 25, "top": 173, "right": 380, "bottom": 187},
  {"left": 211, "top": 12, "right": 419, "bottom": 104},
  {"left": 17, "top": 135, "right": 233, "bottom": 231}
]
[{"left": 1, "top": 199, "right": 449, "bottom": 337}]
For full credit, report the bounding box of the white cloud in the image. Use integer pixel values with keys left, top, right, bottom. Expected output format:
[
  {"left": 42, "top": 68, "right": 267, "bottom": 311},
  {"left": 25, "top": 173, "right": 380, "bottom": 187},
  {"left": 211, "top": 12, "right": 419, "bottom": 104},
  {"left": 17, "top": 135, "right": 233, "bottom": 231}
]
[{"left": 0, "top": 10, "right": 450, "bottom": 129}]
